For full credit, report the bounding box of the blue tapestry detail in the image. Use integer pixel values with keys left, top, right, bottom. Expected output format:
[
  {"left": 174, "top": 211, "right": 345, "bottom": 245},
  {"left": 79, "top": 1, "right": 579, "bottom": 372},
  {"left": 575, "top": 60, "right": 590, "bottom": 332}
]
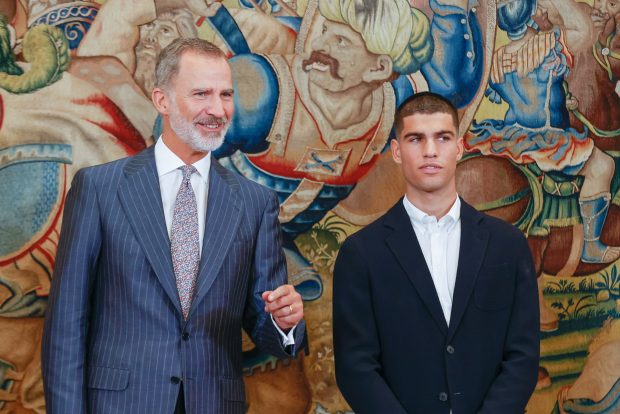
[
  {"left": 0, "top": 144, "right": 71, "bottom": 257},
  {"left": 31, "top": 3, "right": 99, "bottom": 50}
]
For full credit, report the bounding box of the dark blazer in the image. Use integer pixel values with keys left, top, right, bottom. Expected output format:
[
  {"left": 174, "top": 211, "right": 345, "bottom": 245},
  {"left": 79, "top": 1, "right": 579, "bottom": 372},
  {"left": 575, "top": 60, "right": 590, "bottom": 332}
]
[
  {"left": 333, "top": 199, "right": 539, "bottom": 414},
  {"left": 41, "top": 146, "right": 305, "bottom": 414}
]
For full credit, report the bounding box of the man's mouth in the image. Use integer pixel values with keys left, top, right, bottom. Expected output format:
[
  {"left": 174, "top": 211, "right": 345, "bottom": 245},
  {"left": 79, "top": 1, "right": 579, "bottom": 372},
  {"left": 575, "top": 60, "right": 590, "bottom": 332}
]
[
  {"left": 307, "top": 61, "right": 330, "bottom": 72},
  {"left": 136, "top": 44, "right": 157, "bottom": 56},
  {"left": 195, "top": 118, "right": 227, "bottom": 131},
  {"left": 591, "top": 11, "right": 608, "bottom": 24},
  {"left": 420, "top": 164, "right": 442, "bottom": 172},
  {"left": 302, "top": 51, "right": 342, "bottom": 80}
]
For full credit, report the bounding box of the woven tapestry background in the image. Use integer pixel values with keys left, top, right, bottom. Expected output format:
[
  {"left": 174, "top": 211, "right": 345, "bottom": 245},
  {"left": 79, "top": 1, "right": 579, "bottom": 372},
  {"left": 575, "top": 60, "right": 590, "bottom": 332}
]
[{"left": 0, "top": 0, "right": 618, "bottom": 412}]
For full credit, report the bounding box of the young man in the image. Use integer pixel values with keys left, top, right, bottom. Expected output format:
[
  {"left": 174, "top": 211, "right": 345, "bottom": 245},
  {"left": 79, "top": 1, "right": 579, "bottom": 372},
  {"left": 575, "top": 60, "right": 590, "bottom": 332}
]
[
  {"left": 333, "top": 92, "right": 539, "bottom": 413},
  {"left": 41, "top": 38, "right": 305, "bottom": 414}
]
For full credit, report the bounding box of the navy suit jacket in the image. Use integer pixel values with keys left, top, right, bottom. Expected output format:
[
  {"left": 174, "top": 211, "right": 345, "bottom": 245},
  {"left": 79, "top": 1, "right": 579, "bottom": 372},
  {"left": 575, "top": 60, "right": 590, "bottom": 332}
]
[
  {"left": 41, "top": 146, "right": 305, "bottom": 414},
  {"left": 333, "top": 199, "right": 539, "bottom": 414}
]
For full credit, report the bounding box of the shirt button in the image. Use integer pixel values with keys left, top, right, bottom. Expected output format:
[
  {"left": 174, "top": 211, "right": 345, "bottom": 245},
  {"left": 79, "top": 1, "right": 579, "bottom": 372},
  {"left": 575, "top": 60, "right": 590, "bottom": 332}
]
[
  {"left": 472, "top": 7, "right": 477, "bottom": 12},
  {"left": 466, "top": 51, "right": 473, "bottom": 59},
  {"left": 439, "top": 392, "right": 448, "bottom": 402},
  {"left": 460, "top": 18, "right": 467, "bottom": 24},
  {"left": 171, "top": 376, "right": 181, "bottom": 384},
  {"left": 447, "top": 345, "right": 455, "bottom": 354},
  {"left": 182, "top": 332, "right": 190, "bottom": 341},
  {"left": 464, "top": 33, "right": 470, "bottom": 40}
]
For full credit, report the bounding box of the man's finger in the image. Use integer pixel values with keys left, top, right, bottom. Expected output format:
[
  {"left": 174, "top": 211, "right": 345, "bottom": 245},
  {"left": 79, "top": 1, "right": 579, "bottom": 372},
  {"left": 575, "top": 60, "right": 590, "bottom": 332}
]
[{"left": 266, "top": 285, "right": 291, "bottom": 302}]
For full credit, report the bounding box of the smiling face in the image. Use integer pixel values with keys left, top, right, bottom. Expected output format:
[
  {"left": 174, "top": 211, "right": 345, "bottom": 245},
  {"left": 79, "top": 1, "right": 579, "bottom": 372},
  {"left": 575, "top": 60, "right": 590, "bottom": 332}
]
[
  {"left": 156, "top": 51, "right": 234, "bottom": 155},
  {"left": 390, "top": 112, "right": 463, "bottom": 201},
  {"left": 304, "top": 20, "right": 390, "bottom": 92}
]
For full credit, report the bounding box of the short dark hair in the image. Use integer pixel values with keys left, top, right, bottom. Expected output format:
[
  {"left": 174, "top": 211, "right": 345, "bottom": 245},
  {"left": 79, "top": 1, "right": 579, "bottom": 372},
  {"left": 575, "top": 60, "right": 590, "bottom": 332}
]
[
  {"left": 155, "top": 38, "right": 227, "bottom": 89},
  {"left": 394, "top": 92, "right": 459, "bottom": 137}
]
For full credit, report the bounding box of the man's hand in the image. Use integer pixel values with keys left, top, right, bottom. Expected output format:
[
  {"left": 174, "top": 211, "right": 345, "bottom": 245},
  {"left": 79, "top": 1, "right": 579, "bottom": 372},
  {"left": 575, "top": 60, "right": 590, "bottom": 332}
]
[{"left": 262, "top": 285, "right": 303, "bottom": 331}]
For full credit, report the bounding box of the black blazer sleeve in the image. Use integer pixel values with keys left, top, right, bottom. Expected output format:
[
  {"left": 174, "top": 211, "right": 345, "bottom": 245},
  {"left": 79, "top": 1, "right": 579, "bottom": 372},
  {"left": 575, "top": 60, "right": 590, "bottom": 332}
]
[
  {"left": 478, "top": 231, "right": 540, "bottom": 413},
  {"left": 333, "top": 237, "right": 408, "bottom": 414}
]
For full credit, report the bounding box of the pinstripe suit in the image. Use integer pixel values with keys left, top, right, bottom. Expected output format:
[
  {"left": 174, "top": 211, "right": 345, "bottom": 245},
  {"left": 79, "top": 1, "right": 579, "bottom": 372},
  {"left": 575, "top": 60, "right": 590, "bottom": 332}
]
[{"left": 41, "top": 145, "right": 305, "bottom": 413}]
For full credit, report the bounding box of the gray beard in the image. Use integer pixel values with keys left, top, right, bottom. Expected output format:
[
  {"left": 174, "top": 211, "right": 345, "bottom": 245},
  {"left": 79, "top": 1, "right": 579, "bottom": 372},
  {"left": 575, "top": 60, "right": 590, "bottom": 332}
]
[{"left": 168, "top": 104, "right": 228, "bottom": 153}]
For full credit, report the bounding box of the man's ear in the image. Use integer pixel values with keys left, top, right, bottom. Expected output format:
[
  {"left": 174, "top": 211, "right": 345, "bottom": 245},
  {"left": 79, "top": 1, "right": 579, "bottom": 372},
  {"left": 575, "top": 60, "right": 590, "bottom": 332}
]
[
  {"left": 456, "top": 136, "right": 465, "bottom": 161},
  {"left": 362, "top": 55, "right": 393, "bottom": 83},
  {"left": 152, "top": 87, "right": 171, "bottom": 115},
  {"left": 390, "top": 137, "right": 402, "bottom": 164}
]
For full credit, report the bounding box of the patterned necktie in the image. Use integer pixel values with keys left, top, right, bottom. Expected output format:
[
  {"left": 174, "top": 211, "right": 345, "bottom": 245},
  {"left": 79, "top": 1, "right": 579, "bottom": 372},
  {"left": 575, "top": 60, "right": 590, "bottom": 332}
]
[{"left": 171, "top": 165, "right": 200, "bottom": 319}]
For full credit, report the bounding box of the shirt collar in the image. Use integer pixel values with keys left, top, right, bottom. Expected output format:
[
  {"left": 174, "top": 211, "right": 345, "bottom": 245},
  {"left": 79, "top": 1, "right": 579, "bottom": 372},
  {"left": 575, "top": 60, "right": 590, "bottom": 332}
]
[
  {"left": 154, "top": 136, "right": 211, "bottom": 183},
  {"left": 403, "top": 195, "right": 461, "bottom": 230}
]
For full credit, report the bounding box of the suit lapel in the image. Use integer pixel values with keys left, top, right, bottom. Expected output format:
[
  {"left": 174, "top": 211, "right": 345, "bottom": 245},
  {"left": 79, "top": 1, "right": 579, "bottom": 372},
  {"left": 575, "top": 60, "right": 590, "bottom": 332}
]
[
  {"left": 384, "top": 201, "right": 448, "bottom": 336},
  {"left": 188, "top": 158, "right": 242, "bottom": 319},
  {"left": 117, "top": 146, "right": 181, "bottom": 314},
  {"left": 447, "top": 200, "right": 488, "bottom": 341}
]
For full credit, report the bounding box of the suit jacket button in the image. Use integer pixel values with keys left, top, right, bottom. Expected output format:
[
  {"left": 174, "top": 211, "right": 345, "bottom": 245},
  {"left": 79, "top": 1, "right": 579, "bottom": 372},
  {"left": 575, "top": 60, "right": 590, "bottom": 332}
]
[
  {"left": 446, "top": 345, "right": 455, "bottom": 354},
  {"left": 182, "top": 332, "right": 190, "bottom": 341},
  {"left": 171, "top": 376, "right": 181, "bottom": 384},
  {"left": 439, "top": 392, "right": 448, "bottom": 402}
]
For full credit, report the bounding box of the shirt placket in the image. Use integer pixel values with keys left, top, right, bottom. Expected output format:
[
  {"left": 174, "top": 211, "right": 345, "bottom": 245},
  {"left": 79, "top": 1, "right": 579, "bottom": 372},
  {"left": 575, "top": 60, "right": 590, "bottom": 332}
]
[{"left": 432, "top": 223, "right": 450, "bottom": 324}]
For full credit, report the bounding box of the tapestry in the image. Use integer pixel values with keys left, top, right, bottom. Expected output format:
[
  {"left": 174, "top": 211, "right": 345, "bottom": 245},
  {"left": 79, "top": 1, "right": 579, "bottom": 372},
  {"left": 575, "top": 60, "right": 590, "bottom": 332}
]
[{"left": 0, "top": 0, "right": 618, "bottom": 413}]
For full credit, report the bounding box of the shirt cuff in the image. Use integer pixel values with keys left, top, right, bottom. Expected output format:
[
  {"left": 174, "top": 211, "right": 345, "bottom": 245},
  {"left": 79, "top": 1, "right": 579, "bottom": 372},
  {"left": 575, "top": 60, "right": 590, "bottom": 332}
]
[{"left": 270, "top": 314, "right": 297, "bottom": 347}]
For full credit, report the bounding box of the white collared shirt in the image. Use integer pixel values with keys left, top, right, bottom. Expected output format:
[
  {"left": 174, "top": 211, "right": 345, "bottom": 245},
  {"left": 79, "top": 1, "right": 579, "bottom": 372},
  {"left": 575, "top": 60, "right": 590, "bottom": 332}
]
[
  {"left": 154, "top": 138, "right": 295, "bottom": 346},
  {"left": 155, "top": 138, "right": 211, "bottom": 252},
  {"left": 403, "top": 196, "right": 461, "bottom": 325}
]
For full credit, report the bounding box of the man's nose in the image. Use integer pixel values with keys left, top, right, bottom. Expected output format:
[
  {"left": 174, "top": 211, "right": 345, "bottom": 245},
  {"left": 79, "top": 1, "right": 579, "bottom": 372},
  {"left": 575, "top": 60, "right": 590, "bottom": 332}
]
[
  {"left": 423, "top": 140, "right": 438, "bottom": 157},
  {"left": 311, "top": 36, "right": 330, "bottom": 54},
  {"left": 143, "top": 30, "right": 156, "bottom": 43},
  {"left": 206, "top": 97, "right": 226, "bottom": 118}
]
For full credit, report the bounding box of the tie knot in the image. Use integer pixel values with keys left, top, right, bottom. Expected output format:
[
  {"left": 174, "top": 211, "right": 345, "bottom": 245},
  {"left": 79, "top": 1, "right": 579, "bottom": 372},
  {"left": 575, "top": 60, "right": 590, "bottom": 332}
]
[{"left": 179, "top": 165, "right": 197, "bottom": 182}]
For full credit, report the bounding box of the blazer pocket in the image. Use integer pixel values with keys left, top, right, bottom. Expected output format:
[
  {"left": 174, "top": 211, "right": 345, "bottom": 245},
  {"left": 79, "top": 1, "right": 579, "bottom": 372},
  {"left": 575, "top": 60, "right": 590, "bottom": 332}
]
[
  {"left": 87, "top": 366, "right": 130, "bottom": 391},
  {"left": 474, "top": 264, "right": 514, "bottom": 311},
  {"left": 220, "top": 377, "right": 245, "bottom": 402}
]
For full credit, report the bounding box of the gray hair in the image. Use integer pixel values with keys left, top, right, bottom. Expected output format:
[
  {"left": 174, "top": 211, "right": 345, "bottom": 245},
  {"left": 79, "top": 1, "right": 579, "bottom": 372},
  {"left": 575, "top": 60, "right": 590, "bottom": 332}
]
[{"left": 154, "top": 38, "right": 227, "bottom": 89}]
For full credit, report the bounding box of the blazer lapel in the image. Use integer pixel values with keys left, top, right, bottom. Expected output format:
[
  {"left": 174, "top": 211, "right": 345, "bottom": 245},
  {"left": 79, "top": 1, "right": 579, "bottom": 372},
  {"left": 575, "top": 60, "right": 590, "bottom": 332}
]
[
  {"left": 447, "top": 200, "right": 489, "bottom": 341},
  {"left": 384, "top": 201, "right": 448, "bottom": 336},
  {"left": 117, "top": 146, "right": 181, "bottom": 314},
  {"left": 188, "top": 158, "right": 242, "bottom": 319}
]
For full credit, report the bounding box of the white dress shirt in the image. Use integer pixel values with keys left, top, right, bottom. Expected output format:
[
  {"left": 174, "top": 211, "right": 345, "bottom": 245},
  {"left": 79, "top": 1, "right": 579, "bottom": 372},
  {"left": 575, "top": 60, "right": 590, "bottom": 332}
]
[
  {"left": 403, "top": 195, "right": 461, "bottom": 326},
  {"left": 155, "top": 138, "right": 211, "bottom": 251},
  {"left": 154, "top": 138, "right": 295, "bottom": 346}
]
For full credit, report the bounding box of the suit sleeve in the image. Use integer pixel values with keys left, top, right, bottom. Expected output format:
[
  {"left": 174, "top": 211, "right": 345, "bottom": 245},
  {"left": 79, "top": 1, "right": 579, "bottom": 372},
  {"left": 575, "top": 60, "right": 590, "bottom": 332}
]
[
  {"left": 333, "top": 238, "right": 408, "bottom": 414},
  {"left": 41, "top": 169, "right": 102, "bottom": 414},
  {"left": 478, "top": 233, "right": 540, "bottom": 413},
  {"left": 242, "top": 190, "right": 305, "bottom": 357}
]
